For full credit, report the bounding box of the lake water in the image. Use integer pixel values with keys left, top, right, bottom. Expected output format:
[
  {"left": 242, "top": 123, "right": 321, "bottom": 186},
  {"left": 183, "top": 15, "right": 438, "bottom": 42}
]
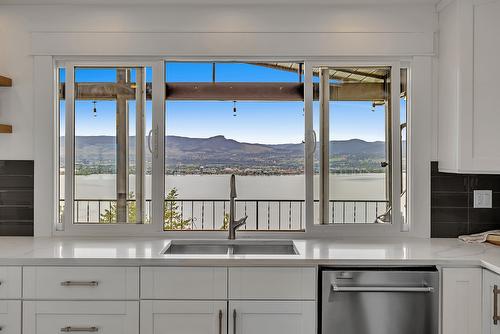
[{"left": 63, "top": 174, "right": 386, "bottom": 200}]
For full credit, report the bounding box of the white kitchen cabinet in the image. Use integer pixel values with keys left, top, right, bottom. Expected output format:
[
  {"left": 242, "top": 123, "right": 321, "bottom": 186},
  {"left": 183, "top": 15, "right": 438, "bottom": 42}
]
[
  {"left": 483, "top": 269, "right": 500, "bottom": 334},
  {"left": 141, "top": 267, "right": 227, "bottom": 300},
  {"left": 141, "top": 300, "right": 227, "bottom": 334},
  {"left": 23, "top": 266, "right": 139, "bottom": 300},
  {"left": 228, "top": 301, "right": 315, "bottom": 334},
  {"left": 229, "top": 267, "right": 316, "bottom": 300},
  {"left": 0, "top": 267, "right": 21, "bottom": 299},
  {"left": 438, "top": 0, "right": 500, "bottom": 173},
  {"left": 442, "top": 268, "right": 482, "bottom": 334},
  {"left": 0, "top": 300, "right": 21, "bottom": 334},
  {"left": 23, "top": 301, "right": 139, "bottom": 334}
]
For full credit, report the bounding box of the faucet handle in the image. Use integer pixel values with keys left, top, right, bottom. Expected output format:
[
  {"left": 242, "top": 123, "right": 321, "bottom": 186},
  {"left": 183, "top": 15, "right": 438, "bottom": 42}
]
[{"left": 235, "top": 216, "right": 248, "bottom": 228}]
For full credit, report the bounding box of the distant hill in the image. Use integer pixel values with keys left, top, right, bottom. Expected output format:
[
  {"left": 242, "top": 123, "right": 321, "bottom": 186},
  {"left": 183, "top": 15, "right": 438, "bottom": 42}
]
[{"left": 63, "top": 135, "right": 386, "bottom": 173}]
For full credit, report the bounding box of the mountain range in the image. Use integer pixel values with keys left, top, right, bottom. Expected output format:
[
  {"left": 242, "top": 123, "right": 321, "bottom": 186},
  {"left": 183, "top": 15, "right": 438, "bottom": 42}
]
[{"left": 63, "top": 135, "right": 386, "bottom": 172}]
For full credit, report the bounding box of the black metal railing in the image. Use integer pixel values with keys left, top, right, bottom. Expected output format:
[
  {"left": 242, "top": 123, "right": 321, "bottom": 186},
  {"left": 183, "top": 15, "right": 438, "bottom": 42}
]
[{"left": 61, "top": 198, "right": 389, "bottom": 230}]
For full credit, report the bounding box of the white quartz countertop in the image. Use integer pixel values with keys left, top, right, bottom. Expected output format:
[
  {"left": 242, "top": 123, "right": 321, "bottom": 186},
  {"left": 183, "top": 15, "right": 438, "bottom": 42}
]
[{"left": 0, "top": 237, "right": 499, "bottom": 273}]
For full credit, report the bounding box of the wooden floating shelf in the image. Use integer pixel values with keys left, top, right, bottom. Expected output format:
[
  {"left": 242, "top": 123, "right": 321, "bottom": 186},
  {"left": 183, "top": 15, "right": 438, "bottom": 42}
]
[
  {"left": 0, "top": 75, "right": 12, "bottom": 87},
  {"left": 0, "top": 124, "right": 13, "bottom": 134}
]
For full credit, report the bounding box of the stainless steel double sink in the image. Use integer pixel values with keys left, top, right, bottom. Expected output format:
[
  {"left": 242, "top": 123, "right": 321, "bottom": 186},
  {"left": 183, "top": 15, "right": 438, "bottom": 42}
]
[{"left": 163, "top": 240, "right": 299, "bottom": 255}]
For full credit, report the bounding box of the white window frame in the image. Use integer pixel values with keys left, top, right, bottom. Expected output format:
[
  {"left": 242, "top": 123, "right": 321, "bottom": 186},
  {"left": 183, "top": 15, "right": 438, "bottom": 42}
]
[
  {"left": 52, "top": 57, "right": 412, "bottom": 237},
  {"left": 56, "top": 59, "right": 165, "bottom": 236},
  {"left": 304, "top": 60, "right": 407, "bottom": 235}
]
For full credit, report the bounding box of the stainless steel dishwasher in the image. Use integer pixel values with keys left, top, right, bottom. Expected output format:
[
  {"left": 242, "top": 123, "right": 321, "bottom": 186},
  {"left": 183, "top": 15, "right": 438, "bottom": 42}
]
[{"left": 320, "top": 267, "right": 439, "bottom": 334}]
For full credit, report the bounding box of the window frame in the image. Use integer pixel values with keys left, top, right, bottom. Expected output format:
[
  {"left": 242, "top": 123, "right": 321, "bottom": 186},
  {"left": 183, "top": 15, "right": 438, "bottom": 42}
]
[
  {"left": 304, "top": 60, "right": 406, "bottom": 235},
  {"left": 53, "top": 57, "right": 411, "bottom": 237},
  {"left": 56, "top": 60, "right": 165, "bottom": 236}
]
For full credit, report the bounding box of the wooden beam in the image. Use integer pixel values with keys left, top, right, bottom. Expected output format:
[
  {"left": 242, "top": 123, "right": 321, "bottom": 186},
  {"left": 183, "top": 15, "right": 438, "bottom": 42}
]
[
  {"left": 0, "top": 75, "right": 12, "bottom": 87},
  {"left": 59, "top": 82, "right": 388, "bottom": 102},
  {"left": 166, "top": 82, "right": 304, "bottom": 101},
  {"left": 313, "top": 82, "right": 387, "bottom": 101},
  {"left": 0, "top": 124, "right": 13, "bottom": 133}
]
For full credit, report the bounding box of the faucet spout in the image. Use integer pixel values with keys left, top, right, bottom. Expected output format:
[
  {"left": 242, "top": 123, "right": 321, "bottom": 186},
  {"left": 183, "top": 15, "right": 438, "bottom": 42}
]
[
  {"left": 230, "top": 174, "right": 237, "bottom": 199},
  {"left": 228, "top": 174, "right": 247, "bottom": 240}
]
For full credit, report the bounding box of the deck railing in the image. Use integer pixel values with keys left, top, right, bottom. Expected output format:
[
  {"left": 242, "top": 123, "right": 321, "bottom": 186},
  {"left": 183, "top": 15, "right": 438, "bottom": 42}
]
[{"left": 63, "top": 199, "right": 389, "bottom": 230}]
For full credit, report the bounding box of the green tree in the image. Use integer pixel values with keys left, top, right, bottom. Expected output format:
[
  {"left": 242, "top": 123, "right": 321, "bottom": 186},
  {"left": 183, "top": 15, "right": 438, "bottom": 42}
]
[
  {"left": 98, "top": 188, "right": 191, "bottom": 228},
  {"left": 220, "top": 213, "right": 229, "bottom": 230},
  {"left": 99, "top": 192, "right": 145, "bottom": 224},
  {"left": 164, "top": 188, "right": 192, "bottom": 230}
]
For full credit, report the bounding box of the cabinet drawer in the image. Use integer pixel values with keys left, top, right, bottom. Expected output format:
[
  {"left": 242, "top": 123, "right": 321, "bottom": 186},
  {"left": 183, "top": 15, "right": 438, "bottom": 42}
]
[
  {"left": 0, "top": 300, "right": 21, "bottom": 334},
  {"left": 229, "top": 267, "right": 316, "bottom": 300},
  {"left": 23, "top": 301, "right": 138, "bottom": 334},
  {"left": 0, "top": 267, "right": 21, "bottom": 299},
  {"left": 23, "top": 267, "right": 139, "bottom": 300},
  {"left": 141, "top": 267, "right": 227, "bottom": 299}
]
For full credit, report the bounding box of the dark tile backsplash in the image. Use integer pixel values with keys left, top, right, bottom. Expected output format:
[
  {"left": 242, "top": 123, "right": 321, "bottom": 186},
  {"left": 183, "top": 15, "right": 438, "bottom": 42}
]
[
  {"left": 0, "top": 160, "right": 34, "bottom": 236},
  {"left": 431, "top": 161, "right": 500, "bottom": 237}
]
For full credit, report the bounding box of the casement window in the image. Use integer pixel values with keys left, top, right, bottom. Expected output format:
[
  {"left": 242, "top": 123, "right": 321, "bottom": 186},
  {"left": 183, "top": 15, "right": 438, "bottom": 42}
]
[{"left": 55, "top": 60, "right": 409, "bottom": 234}]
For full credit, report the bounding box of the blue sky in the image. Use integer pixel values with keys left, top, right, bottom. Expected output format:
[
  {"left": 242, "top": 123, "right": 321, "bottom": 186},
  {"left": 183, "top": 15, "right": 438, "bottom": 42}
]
[{"left": 60, "top": 63, "right": 397, "bottom": 144}]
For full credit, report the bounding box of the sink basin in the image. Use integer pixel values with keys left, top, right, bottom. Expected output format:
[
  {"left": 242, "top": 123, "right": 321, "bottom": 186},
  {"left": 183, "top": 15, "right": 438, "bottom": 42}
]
[
  {"left": 163, "top": 240, "right": 298, "bottom": 255},
  {"left": 163, "top": 243, "right": 229, "bottom": 255},
  {"left": 231, "top": 244, "right": 297, "bottom": 255}
]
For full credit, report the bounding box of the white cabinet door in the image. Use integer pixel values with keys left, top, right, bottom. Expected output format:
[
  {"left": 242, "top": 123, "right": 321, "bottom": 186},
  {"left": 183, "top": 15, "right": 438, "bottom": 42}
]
[
  {"left": 228, "top": 301, "right": 315, "bottom": 334},
  {"left": 141, "top": 267, "right": 227, "bottom": 300},
  {"left": 23, "top": 301, "right": 139, "bottom": 334},
  {"left": 0, "top": 300, "right": 21, "bottom": 334},
  {"left": 483, "top": 270, "right": 500, "bottom": 334},
  {"left": 438, "top": 0, "right": 500, "bottom": 173},
  {"left": 229, "top": 267, "right": 315, "bottom": 300},
  {"left": 442, "top": 268, "right": 482, "bottom": 334},
  {"left": 0, "top": 267, "right": 21, "bottom": 299},
  {"left": 469, "top": 0, "right": 500, "bottom": 172},
  {"left": 141, "top": 300, "right": 227, "bottom": 334}
]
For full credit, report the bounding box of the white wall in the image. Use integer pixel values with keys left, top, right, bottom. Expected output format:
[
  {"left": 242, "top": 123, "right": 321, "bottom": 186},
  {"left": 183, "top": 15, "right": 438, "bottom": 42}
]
[
  {"left": 0, "top": 3, "right": 438, "bottom": 236},
  {"left": 0, "top": 3, "right": 437, "bottom": 159}
]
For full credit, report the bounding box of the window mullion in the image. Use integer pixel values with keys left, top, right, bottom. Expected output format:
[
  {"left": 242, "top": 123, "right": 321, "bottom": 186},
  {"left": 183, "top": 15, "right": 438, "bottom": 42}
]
[
  {"left": 390, "top": 62, "right": 403, "bottom": 230},
  {"left": 64, "top": 64, "right": 75, "bottom": 230},
  {"left": 319, "top": 68, "right": 330, "bottom": 225},
  {"left": 304, "top": 61, "right": 314, "bottom": 232},
  {"left": 151, "top": 60, "right": 165, "bottom": 231}
]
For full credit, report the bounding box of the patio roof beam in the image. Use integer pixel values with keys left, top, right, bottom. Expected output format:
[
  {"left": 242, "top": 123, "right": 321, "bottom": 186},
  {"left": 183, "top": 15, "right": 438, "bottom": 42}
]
[{"left": 59, "top": 82, "right": 389, "bottom": 102}]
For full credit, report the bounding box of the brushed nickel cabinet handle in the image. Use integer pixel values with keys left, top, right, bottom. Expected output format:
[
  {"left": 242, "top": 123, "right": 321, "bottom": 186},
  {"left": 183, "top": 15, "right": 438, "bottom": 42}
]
[
  {"left": 60, "top": 281, "right": 99, "bottom": 287},
  {"left": 494, "top": 285, "right": 500, "bottom": 325},
  {"left": 218, "top": 309, "right": 223, "bottom": 334},
  {"left": 60, "top": 326, "right": 98, "bottom": 332},
  {"left": 233, "top": 309, "right": 237, "bottom": 334}
]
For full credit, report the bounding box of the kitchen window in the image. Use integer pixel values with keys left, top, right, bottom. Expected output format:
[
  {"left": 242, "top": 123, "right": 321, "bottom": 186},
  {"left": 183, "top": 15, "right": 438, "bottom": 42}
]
[
  {"left": 55, "top": 60, "right": 409, "bottom": 234},
  {"left": 164, "top": 62, "right": 305, "bottom": 231},
  {"left": 310, "top": 65, "right": 407, "bottom": 227}
]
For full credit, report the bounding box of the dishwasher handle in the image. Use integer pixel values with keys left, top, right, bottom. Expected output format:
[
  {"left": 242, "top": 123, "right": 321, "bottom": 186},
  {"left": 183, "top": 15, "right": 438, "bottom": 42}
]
[{"left": 331, "top": 283, "right": 434, "bottom": 293}]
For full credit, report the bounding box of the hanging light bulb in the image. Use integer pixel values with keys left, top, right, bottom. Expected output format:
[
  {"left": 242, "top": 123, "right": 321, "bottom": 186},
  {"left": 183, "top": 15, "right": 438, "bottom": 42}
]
[
  {"left": 233, "top": 101, "right": 237, "bottom": 117},
  {"left": 92, "top": 101, "right": 97, "bottom": 117}
]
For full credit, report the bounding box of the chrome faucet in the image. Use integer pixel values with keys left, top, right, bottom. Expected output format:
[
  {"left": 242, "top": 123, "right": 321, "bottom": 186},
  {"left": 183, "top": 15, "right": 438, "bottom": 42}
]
[{"left": 228, "top": 174, "right": 248, "bottom": 240}]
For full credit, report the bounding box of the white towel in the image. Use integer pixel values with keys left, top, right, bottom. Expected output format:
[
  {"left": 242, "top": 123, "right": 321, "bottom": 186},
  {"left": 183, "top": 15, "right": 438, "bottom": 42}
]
[{"left": 459, "top": 230, "right": 500, "bottom": 243}]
